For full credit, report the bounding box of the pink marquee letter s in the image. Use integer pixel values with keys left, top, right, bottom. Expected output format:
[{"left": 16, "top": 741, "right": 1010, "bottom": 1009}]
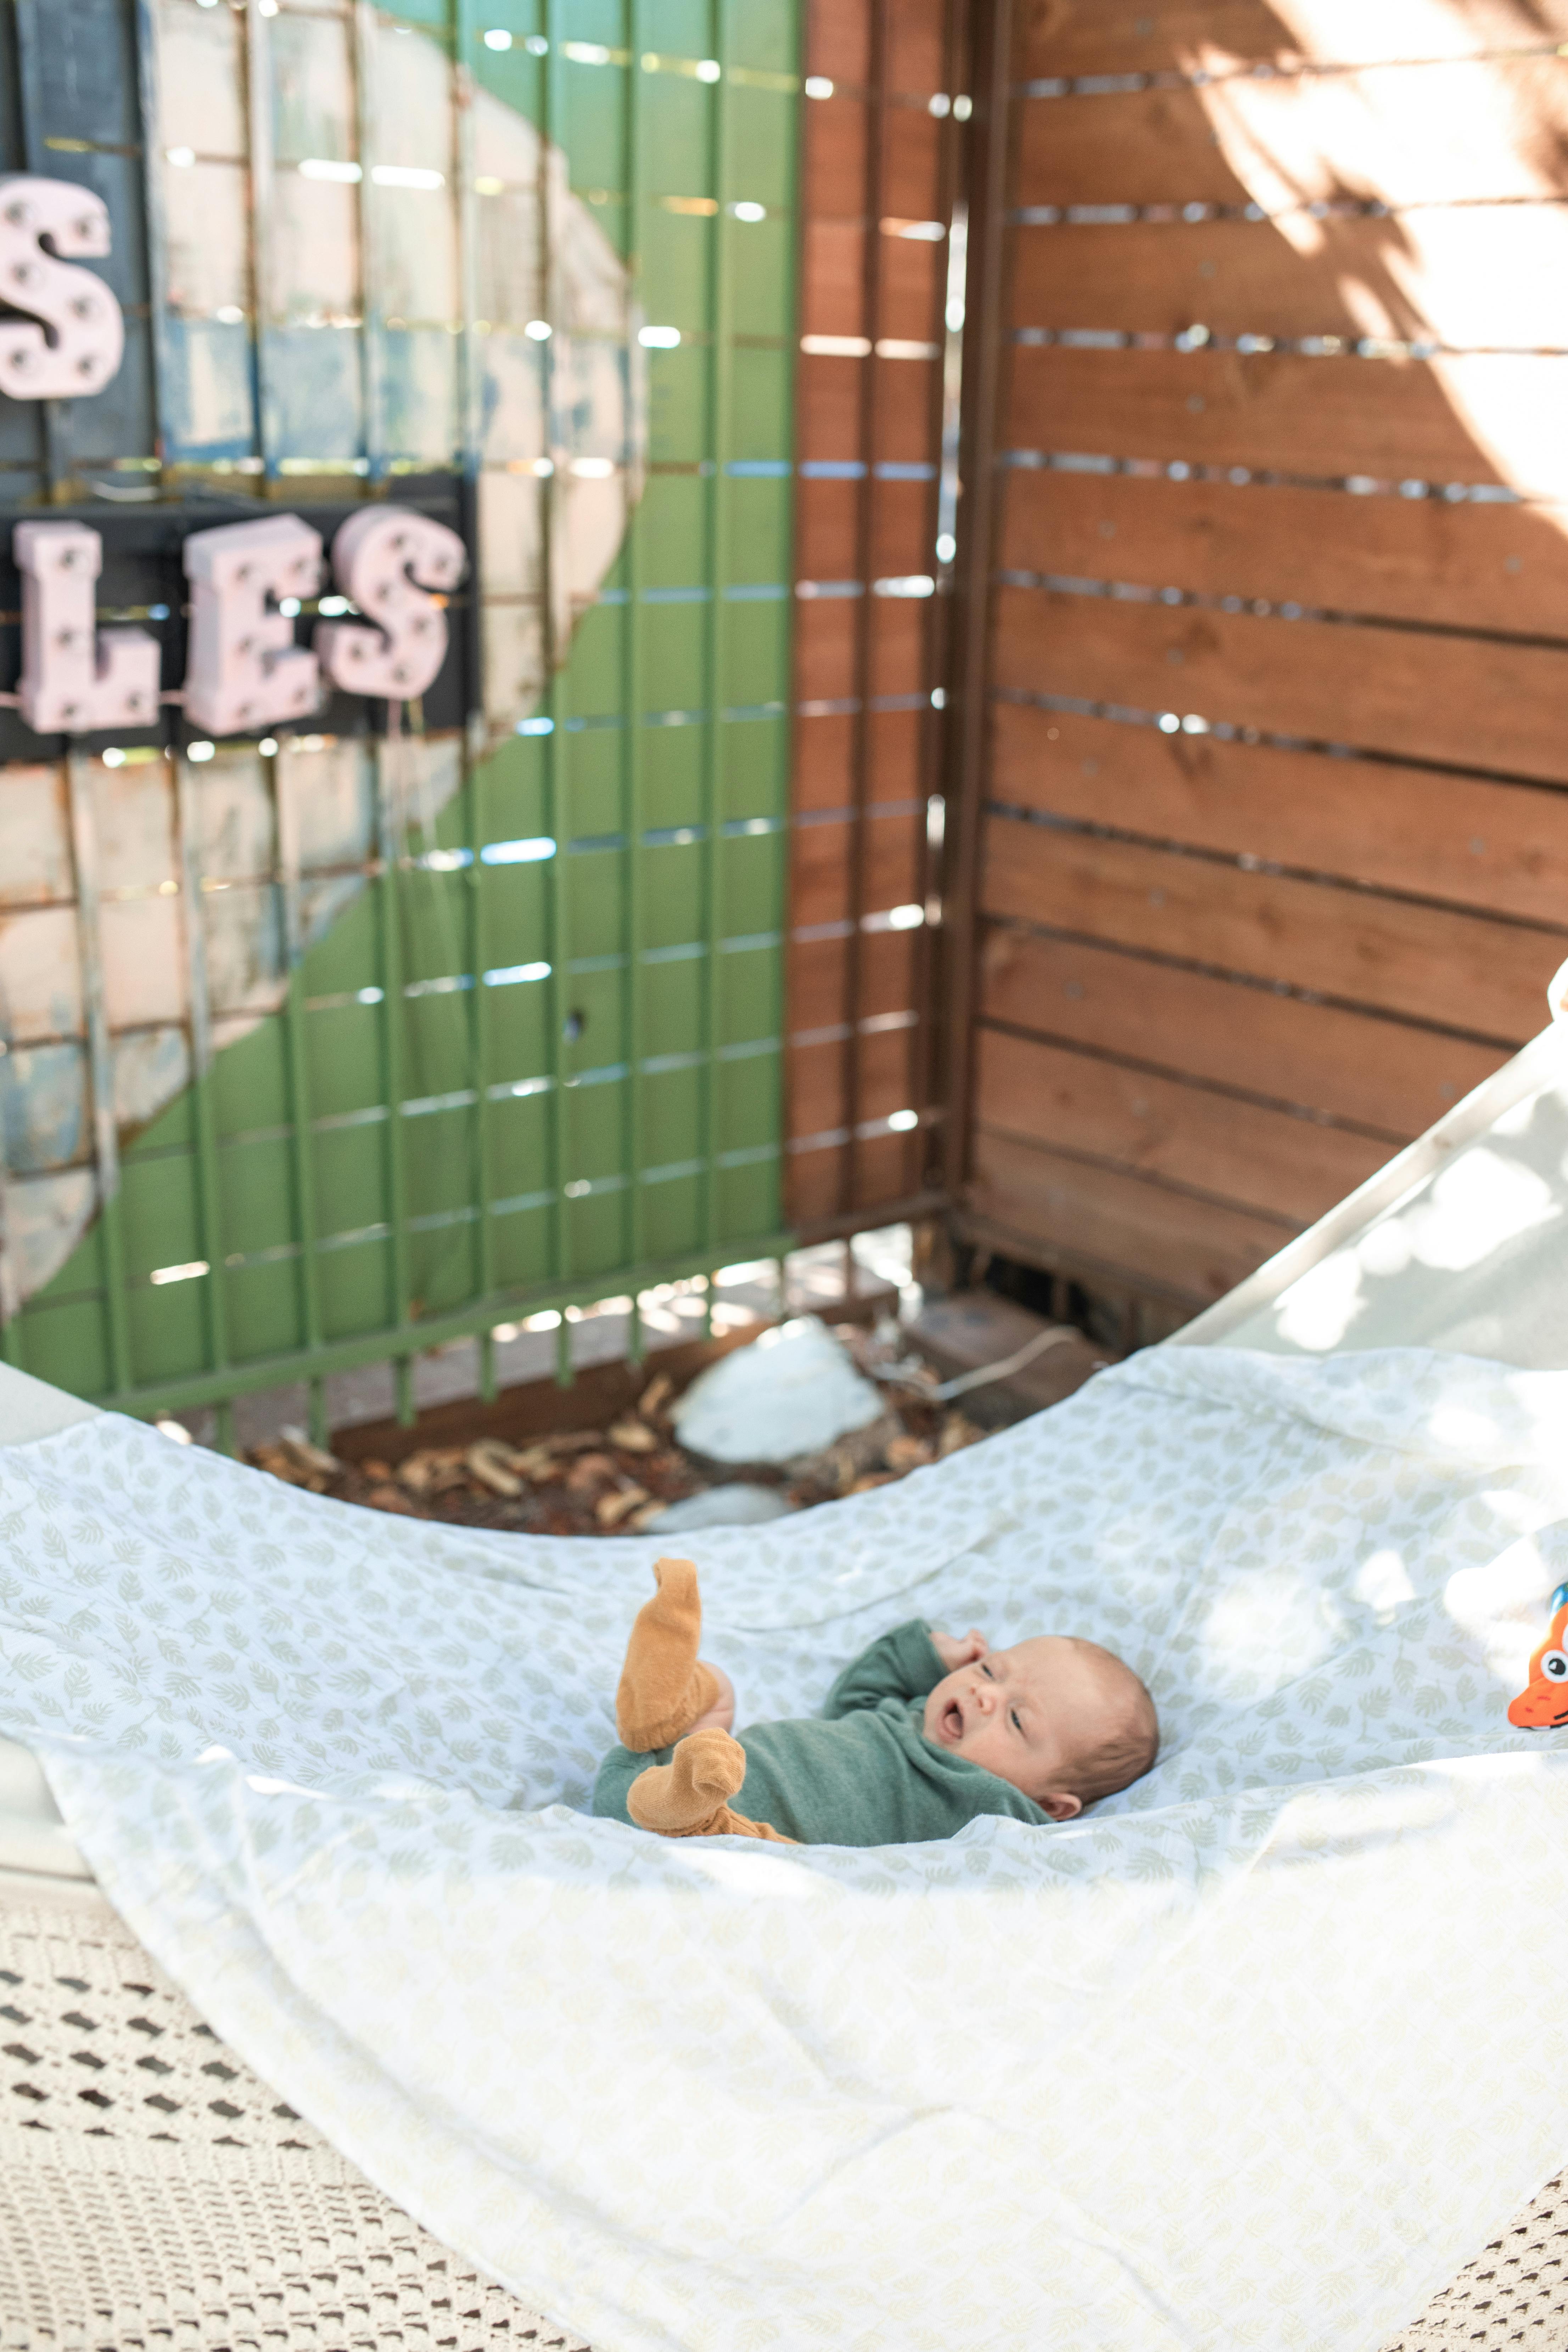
[
  {"left": 315, "top": 506, "right": 467, "bottom": 700},
  {"left": 0, "top": 176, "right": 124, "bottom": 401}
]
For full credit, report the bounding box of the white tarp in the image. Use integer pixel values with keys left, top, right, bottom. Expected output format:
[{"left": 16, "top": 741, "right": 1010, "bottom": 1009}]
[{"left": 1, "top": 1345, "right": 1566, "bottom": 2352}]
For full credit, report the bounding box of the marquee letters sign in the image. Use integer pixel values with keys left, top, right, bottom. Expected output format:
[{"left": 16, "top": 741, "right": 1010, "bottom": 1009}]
[
  {"left": 0, "top": 178, "right": 472, "bottom": 742},
  {"left": 9, "top": 507, "right": 468, "bottom": 741},
  {"left": 0, "top": 175, "right": 124, "bottom": 401}
]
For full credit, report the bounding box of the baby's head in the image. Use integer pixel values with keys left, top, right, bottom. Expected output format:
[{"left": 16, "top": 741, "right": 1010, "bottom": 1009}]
[{"left": 923, "top": 1635, "right": 1158, "bottom": 1820}]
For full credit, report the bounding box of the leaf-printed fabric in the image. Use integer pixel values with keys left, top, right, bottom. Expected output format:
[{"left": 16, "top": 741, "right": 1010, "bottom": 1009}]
[{"left": 2, "top": 1344, "right": 1567, "bottom": 2352}]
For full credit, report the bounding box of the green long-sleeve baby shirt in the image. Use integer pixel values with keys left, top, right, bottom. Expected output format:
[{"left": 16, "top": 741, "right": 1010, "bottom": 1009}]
[{"left": 592, "top": 1617, "right": 1053, "bottom": 1847}]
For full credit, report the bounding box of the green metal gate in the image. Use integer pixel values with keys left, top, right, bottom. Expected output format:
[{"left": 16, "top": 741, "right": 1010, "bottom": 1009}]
[{"left": 0, "top": 0, "right": 802, "bottom": 1442}]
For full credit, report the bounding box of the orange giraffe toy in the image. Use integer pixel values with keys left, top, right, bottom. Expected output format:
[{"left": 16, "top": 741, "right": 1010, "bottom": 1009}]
[{"left": 1508, "top": 1583, "right": 1568, "bottom": 1729}]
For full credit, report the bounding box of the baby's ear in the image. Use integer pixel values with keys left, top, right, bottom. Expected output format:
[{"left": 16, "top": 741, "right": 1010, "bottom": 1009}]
[{"left": 1039, "top": 1790, "right": 1082, "bottom": 1822}]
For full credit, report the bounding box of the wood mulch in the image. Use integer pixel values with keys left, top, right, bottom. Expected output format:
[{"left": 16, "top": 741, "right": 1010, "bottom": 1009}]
[{"left": 245, "top": 1325, "right": 989, "bottom": 1537}]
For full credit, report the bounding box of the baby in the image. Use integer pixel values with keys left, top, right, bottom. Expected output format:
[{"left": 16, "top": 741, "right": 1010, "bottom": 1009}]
[{"left": 593, "top": 1558, "right": 1159, "bottom": 1847}]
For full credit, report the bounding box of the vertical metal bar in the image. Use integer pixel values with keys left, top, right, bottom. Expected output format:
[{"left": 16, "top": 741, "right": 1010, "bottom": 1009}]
[
  {"left": 463, "top": 729, "right": 495, "bottom": 1397},
  {"left": 133, "top": 0, "right": 171, "bottom": 485},
  {"left": 941, "top": 0, "right": 1012, "bottom": 1207},
  {"left": 373, "top": 730, "right": 415, "bottom": 1420},
  {"left": 839, "top": 0, "right": 889, "bottom": 1216},
  {"left": 354, "top": 0, "right": 386, "bottom": 483},
  {"left": 454, "top": 0, "right": 483, "bottom": 475},
  {"left": 782, "top": 0, "right": 812, "bottom": 1234},
  {"left": 0, "top": 1182, "right": 23, "bottom": 1370},
  {"left": 541, "top": 0, "right": 571, "bottom": 1291},
  {"left": 700, "top": 0, "right": 734, "bottom": 1251},
  {"left": 12, "top": 0, "right": 66, "bottom": 495},
  {"left": 174, "top": 755, "right": 234, "bottom": 1446},
  {"left": 907, "top": 0, "right": 967, "bottom": 1201},
  {"left": 454, "top": 0, "right": 494, "bottom": 1400},
  {"left": 274, "top": 747, "right": 326, "bottom": 1418},
  {"left": 66, "top": 755, "right": 133, "bottom": 1398},
  {"left": 244, "top": 0, "right": 279, "bottom": 479},
  {"left": 623, "top": 3, "right": 648, "bottom": 1276},
  {"left": 0, "top": 986, "right": 25, "bottom": 1362}
]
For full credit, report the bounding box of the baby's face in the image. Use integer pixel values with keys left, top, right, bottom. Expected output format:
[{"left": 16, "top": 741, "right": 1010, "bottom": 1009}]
[{"left": 923, "top": 1636, "right": 1108, "bottom": 1818}]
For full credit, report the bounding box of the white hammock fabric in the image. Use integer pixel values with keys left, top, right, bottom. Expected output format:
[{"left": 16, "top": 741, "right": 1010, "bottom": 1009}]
[{"left": 1, "top": 1345, "right": 1566, "bottom": 2352}]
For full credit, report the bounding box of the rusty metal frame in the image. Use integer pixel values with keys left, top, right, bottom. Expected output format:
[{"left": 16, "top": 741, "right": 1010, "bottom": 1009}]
[
  {"left": 939, "top": 0, "right": 1012, "bottom": 1213},
  {"left": 908, "top": 0, "right": 971, "bottom": 1203},
  {"left": 836, "top": 0, "right": 892, "bottom": 1218}
]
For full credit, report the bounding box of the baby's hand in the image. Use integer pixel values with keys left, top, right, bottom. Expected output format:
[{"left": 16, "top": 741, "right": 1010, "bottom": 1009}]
[{"left": 930, "top": 1627, "right": 989, "bottom": 1671}]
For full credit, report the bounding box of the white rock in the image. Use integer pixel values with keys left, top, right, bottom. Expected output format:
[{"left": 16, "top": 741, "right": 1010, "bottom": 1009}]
[
  {"left": 672, "top": 1318, "right": 885, "bottom": 1464},
  {"left": 640, "top": 1484, "right": 793, "bottom": 1533}
]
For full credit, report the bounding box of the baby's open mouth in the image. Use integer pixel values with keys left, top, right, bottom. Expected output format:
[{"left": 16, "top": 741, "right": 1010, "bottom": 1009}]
[{"left": 940, "top": 1698, "right": 963, "bottom": 1743}]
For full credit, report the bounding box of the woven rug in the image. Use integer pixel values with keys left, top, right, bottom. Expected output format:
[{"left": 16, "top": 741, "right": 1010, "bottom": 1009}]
[{"left": 0, "top": 1887, "right": 1562, "bottom": 2352}]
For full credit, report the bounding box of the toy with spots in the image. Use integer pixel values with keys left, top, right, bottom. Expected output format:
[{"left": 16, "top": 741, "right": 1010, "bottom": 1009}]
[{"left": 1508, "top": 1583, "right": 1568, "bottom": 1729}]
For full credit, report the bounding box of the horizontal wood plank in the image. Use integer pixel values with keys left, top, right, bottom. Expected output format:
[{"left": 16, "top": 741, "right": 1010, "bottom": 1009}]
[
  {"left": 790, "top": 710, "right": 933, "bottom": 811},
  {"left": 808, "top": 0, "right": 869, "bottom": 86},
  {"left": 968, "top": 1125, "right": 1292, "bottom": 1304},
  {"left": 796, "top": 475, "right": 935, "bottom": 584},
  {"left": 1014, "top": 60, "right": 1568, "bottom": 209},
  {"left": 798, "top": 349, "right": 941, "bottom": 466},
  {"left": 989, "top": 702, "right": 1568, "bottom": 926},
  {"left": 806, "top": 111, "right": 947, "bottom": 220},
  {"left": 999, "top": 465, "right": 1568, "bottom": 638},
  {"left": 980, "top": 809, "right": 1563, "bottom": 1039},
  {"left": 885, "top": 4, "right": 948, "bottom": 97},
  {"left": 795, "top": 592, "right": 931, "bottom": 703},
  {"left": 976, "top": 1024, "right": 1389, "bottom": 1224},
  {"left": 1011, "top": 208, "right": 1568, "bottom": 348},
  {"left": 802, "top": 221, "right": 946, "bottom": 344},
  {"left": 991, "top": 582, "right": 1568, "bottom": 787},
  {"left": 788, "top": 930, "right": 920, "bottom": 1032},
  {"left": 1017, "top": 0, "right": 1568, "bottom": 80},
  {"left": 978, "top": 924, "right": 1505, "bottom": 1135},
  {"left": 1003, "top": 345, "right": 1568, "bottom": 497},
  {"left": 789, "top": 1025, "right": 921, "bottom": 1140},
  {"left": 790, "top": 807, "right": 925, "bottom": 926},
  {"left": 788, "top": 1128, "right": 914, "bottom": 1221}
]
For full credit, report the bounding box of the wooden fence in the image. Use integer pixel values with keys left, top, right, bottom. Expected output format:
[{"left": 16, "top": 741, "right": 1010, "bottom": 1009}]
[
  {"left": 785, "top": 0, "right": 961, "bottom": 1233},
  {"left": 948, "top": 0, "right": 1568, "bottom": 1314}
]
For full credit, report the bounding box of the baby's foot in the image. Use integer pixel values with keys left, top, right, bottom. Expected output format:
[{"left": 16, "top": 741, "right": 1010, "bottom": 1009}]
[
  {"left": 615, "top": 1557, "right": 723, "bottom": 1751},
  {"left": 628, "top": 1726, "right": 748, "bottom": 1834}
]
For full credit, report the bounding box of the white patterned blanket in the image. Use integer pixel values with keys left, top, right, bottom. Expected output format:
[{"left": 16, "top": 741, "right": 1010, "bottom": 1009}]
[{"left": 2, "top": 1347, "right": 1567, "bottom": 2352}]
